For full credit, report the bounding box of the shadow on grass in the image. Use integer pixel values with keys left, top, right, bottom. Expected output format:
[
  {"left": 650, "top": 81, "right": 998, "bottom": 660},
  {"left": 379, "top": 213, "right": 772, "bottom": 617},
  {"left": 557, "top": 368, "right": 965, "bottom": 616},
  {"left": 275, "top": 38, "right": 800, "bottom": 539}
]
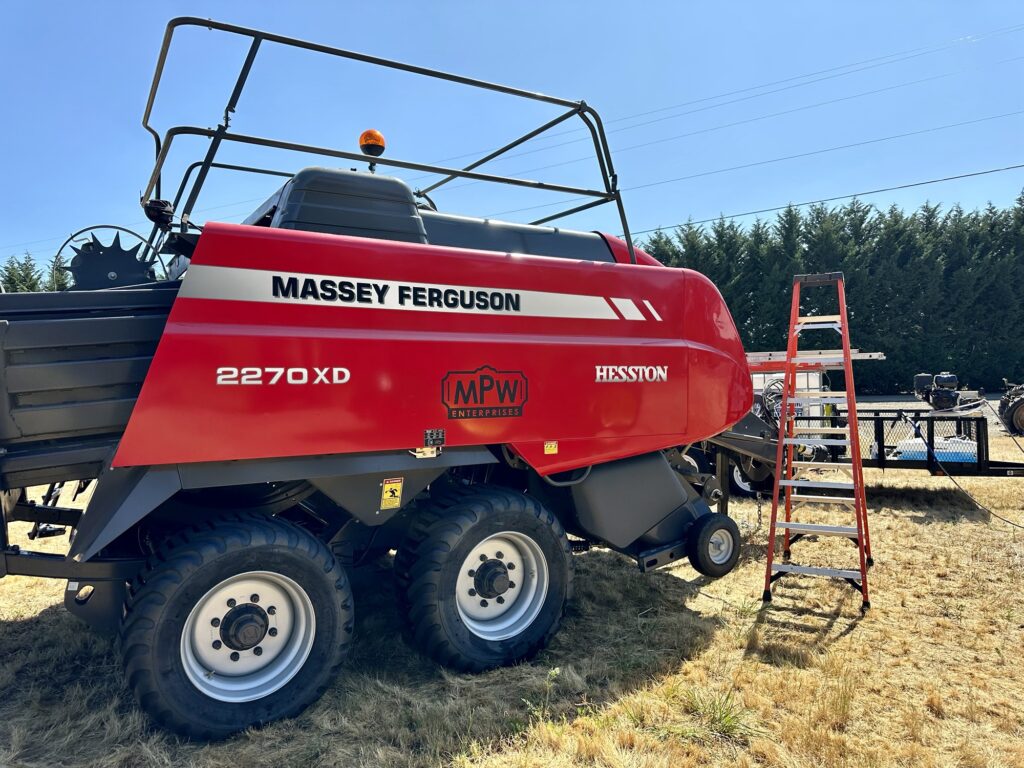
[
  {"left": 0, "top": 549, "right": 721, "bottom": 768},
  {"left": 865, "top": 484, "right": 991, "bottom": 525},
  {"left": 743, "top": 580, "right": 864, "bottom": 669}
]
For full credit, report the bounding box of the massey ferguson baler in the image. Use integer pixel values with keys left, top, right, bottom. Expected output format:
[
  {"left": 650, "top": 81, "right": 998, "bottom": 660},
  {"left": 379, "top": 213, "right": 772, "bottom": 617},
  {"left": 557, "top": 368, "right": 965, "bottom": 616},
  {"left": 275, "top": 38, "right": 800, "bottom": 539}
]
[{"left": 0, "top": 18, "right": 752, "bottom": 738}]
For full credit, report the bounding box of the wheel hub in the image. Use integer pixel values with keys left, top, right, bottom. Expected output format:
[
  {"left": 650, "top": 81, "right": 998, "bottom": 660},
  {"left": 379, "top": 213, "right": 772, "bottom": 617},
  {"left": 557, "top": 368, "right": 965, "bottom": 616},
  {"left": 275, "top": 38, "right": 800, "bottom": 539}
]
[
  {"left": 220, "top": 604, "right": 269, "bottom": 651},
  {"left": 474, "top": 560, "right": 511, "bottom": 598}
]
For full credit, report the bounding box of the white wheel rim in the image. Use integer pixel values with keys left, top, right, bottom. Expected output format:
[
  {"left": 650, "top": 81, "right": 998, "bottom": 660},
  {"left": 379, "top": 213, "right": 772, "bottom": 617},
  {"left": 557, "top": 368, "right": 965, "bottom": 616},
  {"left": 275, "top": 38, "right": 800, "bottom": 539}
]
[
  {"left": 708, "top": 528, "right": 735, "bottom": 565},
  {"left": 732, "top": 465, "right": 754, "bottom": 493},
  {"left": 180, "top": 571, "right": 316, "bottom": 703},
  {"left": 455, "top": 531, "right": 549, "bottom": 641}
]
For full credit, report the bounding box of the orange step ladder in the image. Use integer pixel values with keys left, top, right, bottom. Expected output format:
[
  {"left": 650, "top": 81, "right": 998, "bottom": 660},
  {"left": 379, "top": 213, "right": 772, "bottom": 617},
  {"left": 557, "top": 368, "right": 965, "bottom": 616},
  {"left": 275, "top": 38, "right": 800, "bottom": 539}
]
[{"left": 762, "top": 272, "right": 873, "bottom": 611}]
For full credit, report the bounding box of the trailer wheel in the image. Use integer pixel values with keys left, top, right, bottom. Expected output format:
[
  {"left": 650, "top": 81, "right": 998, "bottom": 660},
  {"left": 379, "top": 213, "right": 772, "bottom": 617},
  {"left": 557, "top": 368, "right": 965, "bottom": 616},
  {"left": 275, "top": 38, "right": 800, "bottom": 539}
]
[
  {"left": 120, "top": 513, "right": 353, "bottom": 739},
  {"left": 1003, "top": 395, "right": 1024, "bottom": 435},
  {"left": 404, "top": 489, "right": 572, "bottom": 671},
  {"left": 686, "top": 513, "right": 741, "bottom": 578}
]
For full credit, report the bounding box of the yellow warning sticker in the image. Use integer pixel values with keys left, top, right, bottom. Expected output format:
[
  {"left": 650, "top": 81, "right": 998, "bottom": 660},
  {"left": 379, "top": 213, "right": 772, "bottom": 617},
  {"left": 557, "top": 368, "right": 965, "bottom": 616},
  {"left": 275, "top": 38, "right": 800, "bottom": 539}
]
[
  {"left": 544, "top": 441, "right": 558, "bottom": 455},
  {"left": 380, "top": 477, "right": 404, "bottom": 510}
]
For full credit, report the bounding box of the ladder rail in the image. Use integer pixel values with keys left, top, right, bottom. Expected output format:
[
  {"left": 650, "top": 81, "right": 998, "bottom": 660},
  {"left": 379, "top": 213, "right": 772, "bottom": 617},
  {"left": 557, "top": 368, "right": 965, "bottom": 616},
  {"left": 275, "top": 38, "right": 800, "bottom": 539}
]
[{"left": 762, "top": 272, "right": 871, "bottom": 611}]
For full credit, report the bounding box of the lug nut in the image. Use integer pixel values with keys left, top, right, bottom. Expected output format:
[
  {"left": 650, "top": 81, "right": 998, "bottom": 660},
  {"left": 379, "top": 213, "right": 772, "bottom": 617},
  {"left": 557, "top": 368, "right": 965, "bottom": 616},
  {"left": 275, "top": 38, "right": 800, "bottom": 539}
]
[
  {"left": 479, "top": 554, "right": 487, "bottom": 562},
  {"left": 480, "top": 600, "right": 488, "bottom": 607},
  {"left": 495, "top": 551, "right": 504, "bottom": 559},
  {"left": 507, "top": 563, "right": 516, "bottom": 570},
  {"left": 253, "top": 646, "right": 263, "bottom": 657},
  {"left": 269, "top": 628, "right": 278, "bottom": 637},
  {"left": 230, "top": 652, "right": 240, "bottom": 662},
  {"left": 211, "top": 618, "right": 221, "bottom": 627},
  {"left": 227, "top": 598, "right": 236, "bottom": 608},
  {"left": 468, "top": 569, "right": 476, "bottom": 577},
  {"left": 497, "top": 596, "right": 505, "bottom": 604},
  {"left": 212, "top": 640, "right": 222, "bottom": 650},
  {"left": 468, "top": 588, "right": 477, "bottom": 596},
  {"left": 268, "top": 606, "right": 276, "bottom": 615},
  {"left": 250, "top": 594, "right": 260, "bottom": 603},
  {"left": 509, "top": 581, "right": 516, "bottom": 589}
]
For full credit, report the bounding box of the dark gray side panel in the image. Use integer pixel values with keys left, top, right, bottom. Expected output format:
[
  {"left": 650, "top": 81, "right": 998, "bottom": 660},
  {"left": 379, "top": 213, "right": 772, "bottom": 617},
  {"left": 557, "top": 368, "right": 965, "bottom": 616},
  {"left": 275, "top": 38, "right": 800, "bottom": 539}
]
[
  {"left": 570, "top": 452, "right": 700, "bottom": 549},
  {"left": 0, "top": 286, "right": 176, "bottom": 490}
]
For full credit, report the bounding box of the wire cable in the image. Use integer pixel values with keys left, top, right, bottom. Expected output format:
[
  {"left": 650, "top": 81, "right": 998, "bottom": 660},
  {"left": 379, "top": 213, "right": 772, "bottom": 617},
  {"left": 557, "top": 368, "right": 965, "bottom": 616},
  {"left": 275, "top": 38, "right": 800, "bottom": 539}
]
[
  {"left": 627, "top": 162, "right": 1024, "bottom": 235},
  {"left": 488, "top": 108, "right": 1024, "bottom": 218},
  {"left": 898, "top": 412, "right": 1024, "bottom": 531}
]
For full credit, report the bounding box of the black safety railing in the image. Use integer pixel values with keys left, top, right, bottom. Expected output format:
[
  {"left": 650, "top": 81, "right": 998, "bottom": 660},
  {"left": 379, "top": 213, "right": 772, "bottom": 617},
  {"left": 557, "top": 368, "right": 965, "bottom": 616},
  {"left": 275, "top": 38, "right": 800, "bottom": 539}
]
[{"left": 140, "top": 17, "right": 636, "bottom": 262}]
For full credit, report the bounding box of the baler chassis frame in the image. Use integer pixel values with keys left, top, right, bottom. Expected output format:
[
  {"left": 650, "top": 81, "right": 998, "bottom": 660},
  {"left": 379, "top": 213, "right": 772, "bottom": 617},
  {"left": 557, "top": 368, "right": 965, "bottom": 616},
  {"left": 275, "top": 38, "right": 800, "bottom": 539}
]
[{"left": 139, "top": 17, "right": 637, "bottom": 262}]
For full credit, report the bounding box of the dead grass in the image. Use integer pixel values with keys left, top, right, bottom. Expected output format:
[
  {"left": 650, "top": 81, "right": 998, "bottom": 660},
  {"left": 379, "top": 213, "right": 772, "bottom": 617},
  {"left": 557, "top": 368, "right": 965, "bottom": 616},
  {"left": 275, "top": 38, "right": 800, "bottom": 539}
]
[{"left": 3, "top": 431, "right": 1024, "bottom": 767}]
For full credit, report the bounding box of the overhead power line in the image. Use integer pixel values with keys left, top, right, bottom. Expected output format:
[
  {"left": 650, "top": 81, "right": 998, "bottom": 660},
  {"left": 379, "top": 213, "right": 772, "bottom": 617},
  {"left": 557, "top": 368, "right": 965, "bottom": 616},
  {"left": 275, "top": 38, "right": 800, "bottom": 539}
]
[
  {"left": 405, "top": 21, "right": 1024, "bottom": 176},
  {"left": 488, "top": 108, "right": 1024, "bottom": 217},
  {"left": 627, "top": 162, "right": 1024, "bottom": 235},
  {"left": 438, "top": 54, "right": 1024, "bottom": 192}
]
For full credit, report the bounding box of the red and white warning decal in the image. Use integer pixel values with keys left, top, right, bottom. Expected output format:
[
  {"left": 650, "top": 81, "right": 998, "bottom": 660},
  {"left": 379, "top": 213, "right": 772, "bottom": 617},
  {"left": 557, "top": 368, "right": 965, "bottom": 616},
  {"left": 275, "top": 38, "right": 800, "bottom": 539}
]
[{"left": 178, "top": 264, "right": 662, "bottom": 322}]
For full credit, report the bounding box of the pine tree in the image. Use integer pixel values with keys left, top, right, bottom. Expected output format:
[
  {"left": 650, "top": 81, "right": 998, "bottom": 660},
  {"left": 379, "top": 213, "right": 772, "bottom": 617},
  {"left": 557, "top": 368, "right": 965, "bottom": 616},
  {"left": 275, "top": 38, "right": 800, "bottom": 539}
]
[
  {"left": 1, "top": 252, "right": 42, "bottom": 292},
  {"left": 44, "top": 253, "right": 71, "bottom": 292}
]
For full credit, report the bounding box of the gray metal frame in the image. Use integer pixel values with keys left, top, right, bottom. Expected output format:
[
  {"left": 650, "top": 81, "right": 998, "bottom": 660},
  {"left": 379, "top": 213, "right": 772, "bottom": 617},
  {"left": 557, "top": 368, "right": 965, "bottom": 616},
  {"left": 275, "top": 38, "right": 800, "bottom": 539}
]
[{"left": 141, "top": 17, "right": 637, "bottom": 262}]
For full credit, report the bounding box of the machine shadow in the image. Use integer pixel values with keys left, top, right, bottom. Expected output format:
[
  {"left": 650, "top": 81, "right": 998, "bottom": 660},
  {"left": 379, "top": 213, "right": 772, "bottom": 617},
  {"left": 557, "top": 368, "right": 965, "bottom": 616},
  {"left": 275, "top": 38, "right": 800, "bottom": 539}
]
[
  {"left": 0, "top": 549, "right": 723, "bottom": 765},
  {"left": 864, "top": 484, "right": 991, "bottom": 525}
]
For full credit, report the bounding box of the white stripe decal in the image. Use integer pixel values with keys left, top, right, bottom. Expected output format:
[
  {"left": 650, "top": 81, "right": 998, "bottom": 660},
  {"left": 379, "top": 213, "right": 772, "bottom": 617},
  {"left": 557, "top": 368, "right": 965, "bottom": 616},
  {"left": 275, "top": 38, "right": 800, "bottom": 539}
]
[
  {"left": 610, "top": 297, "right": 645, "bottom": 321},
  {"left": 180, "top": 264, "right": 623, "bottom": 321},
  {"left": 643, "top": 299, "right": 663, "bottom": 322}
]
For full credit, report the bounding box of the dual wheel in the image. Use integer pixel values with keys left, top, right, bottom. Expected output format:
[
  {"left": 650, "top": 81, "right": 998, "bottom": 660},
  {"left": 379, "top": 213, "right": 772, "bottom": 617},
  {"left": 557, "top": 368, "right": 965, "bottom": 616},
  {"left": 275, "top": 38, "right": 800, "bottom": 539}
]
[{"left": 120, "top": 488, "right": 738, "bottom": 737}]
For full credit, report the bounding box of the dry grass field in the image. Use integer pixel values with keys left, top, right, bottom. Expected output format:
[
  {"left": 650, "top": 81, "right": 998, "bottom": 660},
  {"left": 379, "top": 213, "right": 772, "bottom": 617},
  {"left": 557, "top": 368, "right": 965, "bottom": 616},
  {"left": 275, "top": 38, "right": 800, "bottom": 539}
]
[{"left": 2, "top": 415, "right": 1023, "bottom": 767}]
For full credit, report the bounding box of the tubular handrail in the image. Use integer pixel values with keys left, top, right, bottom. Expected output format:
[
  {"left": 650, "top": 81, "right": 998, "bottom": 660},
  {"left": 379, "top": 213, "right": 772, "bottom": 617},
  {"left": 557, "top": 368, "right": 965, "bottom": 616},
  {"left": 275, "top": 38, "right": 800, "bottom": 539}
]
[{"left": 139, "top": 17, "right": 636, "bottom": 262}]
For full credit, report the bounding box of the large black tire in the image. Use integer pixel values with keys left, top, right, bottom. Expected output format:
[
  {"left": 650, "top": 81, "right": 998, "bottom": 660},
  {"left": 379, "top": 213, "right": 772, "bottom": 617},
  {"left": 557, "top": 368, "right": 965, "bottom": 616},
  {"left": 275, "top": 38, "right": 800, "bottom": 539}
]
[
  {"left": 1002, "top": 395, "right": 1024, "bottom": 436},
  {"left": 393, "top": 482, "right": 495, "bottom": 607},
  {"left": 686, "top": 513, "right": 741, "bottom": 578},
  {"left": 404, "top": 488, "right": 572, "bottom": 672},
  {"left": 120, "top": 513, "right": 354, "bottom": 739}
]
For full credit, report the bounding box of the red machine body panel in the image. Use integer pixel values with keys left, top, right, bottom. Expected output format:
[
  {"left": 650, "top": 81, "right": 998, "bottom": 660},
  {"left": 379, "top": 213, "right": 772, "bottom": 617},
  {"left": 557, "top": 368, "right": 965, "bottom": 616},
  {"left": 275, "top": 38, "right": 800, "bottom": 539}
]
[{"left": 114, "top": 223, "right": 752, "bottom": 473}]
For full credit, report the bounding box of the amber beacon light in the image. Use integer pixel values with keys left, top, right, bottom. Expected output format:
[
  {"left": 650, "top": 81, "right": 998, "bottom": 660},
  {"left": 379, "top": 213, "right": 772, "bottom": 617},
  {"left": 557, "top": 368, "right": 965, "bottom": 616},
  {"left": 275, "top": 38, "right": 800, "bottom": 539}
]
[{"left": 359, "top": 129, "right": 386, "bottom": 157}]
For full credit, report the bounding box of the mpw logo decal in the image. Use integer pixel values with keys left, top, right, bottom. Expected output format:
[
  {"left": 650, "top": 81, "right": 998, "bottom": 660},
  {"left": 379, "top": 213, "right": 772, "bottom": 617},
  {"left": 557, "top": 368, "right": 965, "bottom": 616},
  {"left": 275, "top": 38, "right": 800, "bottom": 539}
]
[{"left": 442, "top": 366, "right": 528, "bottom": 419}]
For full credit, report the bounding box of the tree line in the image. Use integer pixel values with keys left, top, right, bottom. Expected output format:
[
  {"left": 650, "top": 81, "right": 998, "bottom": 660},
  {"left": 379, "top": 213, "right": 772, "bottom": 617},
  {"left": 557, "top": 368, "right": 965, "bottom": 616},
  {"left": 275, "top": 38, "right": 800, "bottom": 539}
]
[
  {"left": 0, "top": 252, "right": 69, "bottom": 293},
  {"left": 642, "top": 194, "right": 1024, "bottom": 394}
]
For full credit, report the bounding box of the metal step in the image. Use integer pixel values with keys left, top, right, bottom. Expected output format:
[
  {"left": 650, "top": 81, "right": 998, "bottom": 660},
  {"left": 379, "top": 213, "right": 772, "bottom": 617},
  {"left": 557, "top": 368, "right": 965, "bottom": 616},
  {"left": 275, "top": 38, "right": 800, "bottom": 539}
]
[
  {"left": 797, "top": 314, "right": 841, "bottom": 323},
  {"left": 792, "top": 390, "right": 848, "bottom": 398},
  {"left": 776, "top": 522, "right": 859, "bottom": 536},
  {"left": 791, "top": 355, "right": 845, "bottom": 364},
  {"left": 791, "top": 426, "right": 849, "bottom": 434},
  {"left": 790, "top": 396, "right": 848, "bottom": 405},
  {"left": 790, "top": 494, "right": 857, "bottom": 505},
  {"left": 784, "top": 437, "right": 850, "bottom": 447},
  {"left": 771, "top": 563, "right": 861, "bottom": 579},
  {"left": 780, "top": 479, "right": 855, "bottom": 491},
  {"left": 791, "top": 461, "right": 852, "bottom": 469}
]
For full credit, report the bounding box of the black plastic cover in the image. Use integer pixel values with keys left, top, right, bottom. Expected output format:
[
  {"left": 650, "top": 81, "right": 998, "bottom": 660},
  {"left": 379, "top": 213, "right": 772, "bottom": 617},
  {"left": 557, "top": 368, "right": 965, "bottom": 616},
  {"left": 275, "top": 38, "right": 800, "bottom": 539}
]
[{"left": 269, "top": 167, "right": 428, "bottom": 243}]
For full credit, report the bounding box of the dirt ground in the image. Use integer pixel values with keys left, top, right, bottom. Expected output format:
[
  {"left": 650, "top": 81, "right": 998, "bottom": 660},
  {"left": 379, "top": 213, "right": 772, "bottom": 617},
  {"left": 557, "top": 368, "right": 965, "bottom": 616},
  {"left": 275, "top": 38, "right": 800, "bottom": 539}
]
[{"left": 2, "top": 414, "right": 1023, "bottom": 767}]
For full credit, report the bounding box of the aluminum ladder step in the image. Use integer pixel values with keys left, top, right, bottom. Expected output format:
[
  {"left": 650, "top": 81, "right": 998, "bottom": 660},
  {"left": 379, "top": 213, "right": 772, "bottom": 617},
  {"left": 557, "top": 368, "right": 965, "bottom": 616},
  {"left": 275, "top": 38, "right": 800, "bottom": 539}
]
[
  {"left": 790, "top": 396, "right": 848, "bottom": 405},
  {"left": 780, "top": 479, "right": 855, "bottom": 491},
  {"left": 790, "top": 494, "right": 857, "bottom": 505},
  {"left": 776, "top": 522, "right": 859, "bottom": 536},
  {"left": 792, "top": 390, "right": 848, "bottom": 397},
  {"left": 791, "top": 461, "right": 852, "bottom": 469},
  {"left": 797, "top": 314, "right": 841, "bottom": 323},
  {"left": 784, "top": 437, "right": 850, "bottom": 447},
  {"left": 791, "top": 355, "right": 845, "bottom": 364},
  {"left": 791, "top": 426, "right": 849, "bottom": 434},
  {"left": 771, "top": 564, "right": 861, "bottom": 580}
]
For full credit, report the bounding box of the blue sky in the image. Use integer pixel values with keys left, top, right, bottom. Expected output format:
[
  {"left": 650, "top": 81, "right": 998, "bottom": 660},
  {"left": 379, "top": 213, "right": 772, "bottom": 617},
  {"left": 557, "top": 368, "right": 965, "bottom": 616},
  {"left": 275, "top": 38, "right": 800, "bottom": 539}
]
[{"left": 2, "top": 2, "right": 1022, "bottom": 263}]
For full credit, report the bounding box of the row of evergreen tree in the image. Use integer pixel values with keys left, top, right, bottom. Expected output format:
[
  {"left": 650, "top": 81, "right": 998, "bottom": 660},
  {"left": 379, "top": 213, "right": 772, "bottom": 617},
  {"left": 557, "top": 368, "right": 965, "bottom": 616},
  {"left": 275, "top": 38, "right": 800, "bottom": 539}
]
[
  {"left": 642, "top": 194, "right": 1024, "bottom": 394},
  {"left": 0, "top": 252, "right": 69, "bottom": 293}
]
